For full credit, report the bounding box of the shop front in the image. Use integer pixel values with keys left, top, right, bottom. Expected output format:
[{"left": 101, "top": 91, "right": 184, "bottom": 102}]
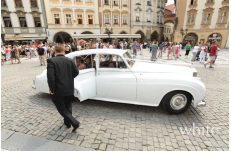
[
  {"left": 4, "top": 34, "right": 47, "bottom": 46},
  {"left": 208, "top": 33, "right": 222, "bottom": 47}
]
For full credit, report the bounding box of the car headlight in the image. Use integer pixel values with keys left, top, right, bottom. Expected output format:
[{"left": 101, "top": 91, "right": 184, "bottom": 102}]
[{"left": 193, "top": 72, "right": 197, "bottom": 77}]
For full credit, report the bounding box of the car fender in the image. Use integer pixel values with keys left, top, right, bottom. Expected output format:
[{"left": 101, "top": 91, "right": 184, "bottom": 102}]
[{"left": 135, "top": 73, "right": 206, "bottom": 107}]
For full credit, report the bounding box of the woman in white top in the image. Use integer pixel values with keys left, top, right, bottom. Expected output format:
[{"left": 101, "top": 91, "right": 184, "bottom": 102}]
[
  {"left": 191, "top": 44, "right": 200, "bottom": 61},
  {"left": 200, "top": 44, "right": 207, "bottom": 63}
]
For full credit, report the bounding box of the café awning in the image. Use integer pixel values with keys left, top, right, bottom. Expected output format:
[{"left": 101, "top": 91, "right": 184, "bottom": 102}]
[{"left": 72, "top": 34, "right": 141, "bottom": 39}]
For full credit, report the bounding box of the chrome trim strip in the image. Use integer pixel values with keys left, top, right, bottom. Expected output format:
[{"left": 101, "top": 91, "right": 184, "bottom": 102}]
[{"left": 197, "top": 99, "right": 206, "bottom": 107}]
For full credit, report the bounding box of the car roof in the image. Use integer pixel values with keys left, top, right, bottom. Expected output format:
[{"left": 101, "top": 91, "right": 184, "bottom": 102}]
[{"left": 65, "top": 49, "right": 127, "bottom": 58}]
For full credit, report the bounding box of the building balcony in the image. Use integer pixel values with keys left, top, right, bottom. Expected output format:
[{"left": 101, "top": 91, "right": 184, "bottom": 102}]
[
  {"left": 1, "top": 6, "right": 9, "bottom": 11},
  {"left": 15, "top": 7, "right": 24, "bottom": 12}
]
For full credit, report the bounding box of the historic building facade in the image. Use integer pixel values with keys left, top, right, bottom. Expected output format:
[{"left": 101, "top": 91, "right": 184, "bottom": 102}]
[
  {"left": 174, "top": 0, "right": 229, "bottom": 48},
  {"left": 44, "top": 0, "right": 100, "bottom": 43},
  {"left": 1, "top": 0, "right": 47, "bottom": 44},
  {"left": 98, "top": 0, "right": 131, "bottom": 38},
  {"left": 163, "top": 4, "right": 175, "bottom": 41},
  {"left": 131, "top": 0, "right": 167, "bottom": 43}
]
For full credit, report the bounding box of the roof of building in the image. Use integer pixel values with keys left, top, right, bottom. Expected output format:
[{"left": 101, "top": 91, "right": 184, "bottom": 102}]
[
  {"left": 164, "top": 9, "right": 172, "bottom": 15},
  {"left": 165, "top": 4, "right": 175, "bottom": 12}
]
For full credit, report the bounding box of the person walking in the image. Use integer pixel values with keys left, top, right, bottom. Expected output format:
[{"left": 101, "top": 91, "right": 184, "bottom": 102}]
[
  {"left": 204, "top": 41, "right": 219, "bottom": 68},
  {"left": 167, "top": 44, "right": 172, "bottom": 60},
  {"left": 1, "top": 48, "right": 5, "bottom": 65},
  {"left": 185, "top": 42, "right": 191, "bottom": 59},
  {"left": 158, "top": 42, "right": 164, "bottom": 57},
  {"left": 178, "top": 42, "right": 182, "bottom": 56},
  {"left": 171, "top": 43, "right": 176, "bottom": 60},
  {"left": 15, "top": 45, "right": 21, "bottom": 63},
  {"left": 151, "top": 42, "right": 158, "bottom": 61},
  {"left": 47, "top": 44, "right": 80, "bottom": 132},
  {"left": 199, "top": 43, "right": 207, "bottom": 63},
  {"left": 37, "top": 45, "right": 46, "bottom": 66},
  {"left": 140, "top": 43, "right": 143, "bottom": 55},
  {"left": 213, "top": 45, "right": 220, "bottom": 64},
  {"left": 132, "top": 41, "right": 138, "bottom": 58},
  {"left": 71, "top": 42, "right": 77, "bottom": 52},
  {"left": 191, "top": 43, "right": 200, "bottom": 62},
  {"left": 5, "top": 46, "right": 10, "bottom": 61}
]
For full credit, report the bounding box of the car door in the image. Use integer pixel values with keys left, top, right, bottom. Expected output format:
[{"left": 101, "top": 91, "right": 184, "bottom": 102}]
[
  {"left": 73, "top": 54, "right": 96, "bottom": 101},
  {"left": 96, "top": 54, "right": 137, "bottom": 100}
]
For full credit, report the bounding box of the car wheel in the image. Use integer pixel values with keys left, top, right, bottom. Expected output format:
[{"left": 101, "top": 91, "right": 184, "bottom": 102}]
[{"left": 161, "top": 91, "right": 192, "bottom": 114}]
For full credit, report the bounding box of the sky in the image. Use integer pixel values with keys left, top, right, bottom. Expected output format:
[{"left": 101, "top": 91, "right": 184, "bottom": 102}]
[{"left": 166, "top": 0, "right": 174, "bottom": 6}]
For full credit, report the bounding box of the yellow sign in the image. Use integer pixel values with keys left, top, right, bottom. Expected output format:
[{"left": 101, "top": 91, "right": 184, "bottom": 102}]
[{"left": 5, "top": 35, "right": 24, "bottom": 38}]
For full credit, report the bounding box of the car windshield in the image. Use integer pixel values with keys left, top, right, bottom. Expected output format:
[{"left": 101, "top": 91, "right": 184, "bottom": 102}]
[{"left": 123, "top": 51, "right": 135, "bottom": 67}]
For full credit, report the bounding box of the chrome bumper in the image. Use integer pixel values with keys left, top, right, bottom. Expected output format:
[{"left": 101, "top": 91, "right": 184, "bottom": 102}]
[
  {"left": 32, "top": 79, "right": 36, "bottom": 89},
  {"left": 197, "top": 99, "right": 206, "bottom": 107}
]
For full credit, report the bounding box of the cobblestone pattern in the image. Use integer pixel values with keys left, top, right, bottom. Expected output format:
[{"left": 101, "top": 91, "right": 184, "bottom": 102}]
[{"left": 1, "top": 53, "right": 229, "bottom": 151}]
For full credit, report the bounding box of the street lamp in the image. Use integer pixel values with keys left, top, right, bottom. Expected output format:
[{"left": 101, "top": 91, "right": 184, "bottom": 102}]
[
  {"left": 180, "top": 28, "right": 188, "bottom": 43},
  {"left": 105, "top": 28, "right": 113, "bottom": 42}
]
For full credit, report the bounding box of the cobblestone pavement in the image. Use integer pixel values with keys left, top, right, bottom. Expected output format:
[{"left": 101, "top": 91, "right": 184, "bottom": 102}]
[{"left": 1, "top": 49, "right": 229, "bottom": 151}]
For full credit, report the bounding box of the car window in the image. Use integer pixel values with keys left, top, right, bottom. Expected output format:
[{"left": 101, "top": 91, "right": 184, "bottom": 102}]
[
  {"left": 75, "top": 54, "right": 96, "bottom": 70},
  {"left": 123, "top": 51, "right": 135, "bottom": 67},
  {"left": 99, "top": 54, "right": 127, "bottom": 69}
]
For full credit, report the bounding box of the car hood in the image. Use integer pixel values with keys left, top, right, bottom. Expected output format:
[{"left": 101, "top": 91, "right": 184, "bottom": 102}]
[{"left": 131, "top": 62, "right": 195, "bottom": 76}]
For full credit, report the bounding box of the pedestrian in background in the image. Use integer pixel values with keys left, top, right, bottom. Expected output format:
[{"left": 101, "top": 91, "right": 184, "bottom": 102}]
[
  {"left": 140, "top": 43, "right": 143, "bottom": 55},
  {"left": 158, "top": 42, "right": 164, "bottom": 57},
  {"left": 37, "top": 45, "right": 45, "bottom": 66},
  {"left": 47, "top": 44, "right": 80, "bottom": 132},
  {"left": 185, "top": 42, "right": 191, "bottom": 59},
  {"left": 5, "top": 46, "right": 10, "bottom": 61},
  {"left": 204, "top": 41, "right": 219, "bottom": 68},
  {"left": 1, "top": 48, "right": 5, "bottom": 65},
  {"left": 191, "top": 43, "right": 200, "bottom": 62},
  {"left": 200, "top": 43, "right": 207, "bottom": 63},
  {"left": 167, "top": 43, "right": 172, "bottom": 60},
  {"left": 171, "top": 43, "right": 176, "bottom": 60},
  {"left": 151, "top": 41, "right": 158, "bottom": 61},
  {"left": 71, "top": 42, "right": 77, "bottom": 52},
  {"left": 132, "top": 41, "right": 138, "bottom": 58}
]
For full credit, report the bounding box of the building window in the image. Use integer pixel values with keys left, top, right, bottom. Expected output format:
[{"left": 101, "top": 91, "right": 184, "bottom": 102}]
[
  {"left": 3, "top": 17, "right": 12, "bottom": 27},
  {"left": 19, "top": 17, "right": 27, "bottom": 27},
  {"left": 104, "top": 0, "right": 109, "bottom": 4},
  {"left": 136, "top": 0, "right": 140, "bottom": 3},
  {"left": 157, "top": 15, "right": 163, "bottom": 23},
  {"left": 136, "top": 12, "right": 140, "bottom": 21},
  {"left": 147, "top": 0, "right": 151, "bottom": 6},
  {"left": 207, "top": 0, "right": 213, "bottom": 2},
  {"left": 88, "top": 15, "right": 93, "bottom": 24},
  {"left": 2, "top": 0, "right": 7, "bottom": 6},
  {"left": 219, "top": 12, "right": 227, "bottom": 23},
  {"left": 30, "top": 0, "right": 38, "bottom": 7},
  {"left": 75, "top": 0, "right": 81, "bottom": 1},
  {"left": 34, "top": 17, "right": 41, "bottom": 27},
  {"left": 203, "top": 14, "right": 210, "bottom": 24},
  {"left": 105, "top": 15, "right": 109, "bottom": 24},
  {"left": 86, "top": 0, "right": 92, "bottom": 2},
  {"left": 113, "top": 0, "right": 118, "bottom": 5},
  {"left": 147, "top": 13, "right": 151, "bottom": 22},
  {"left": 188, "top": 15, "right": 194, "bottom": 24},
  {"left": 77, "top": 15, "right": 82, "bottom": 24},
  {"left": 66, "top": 14, "right": 72, "bottom": 24},
  {"left": 190, "top": 0, "right": 196, "bottom": 5},
  {"left": 54, "top": 14, "right": 60, "bottom": 24},
  {"left": 122, "top": 0, "right": 126, "bottom": 5},
  {"left": 114, "top": 15, "right": 118, "bottom": 24},
  {"left": 15, "top": 0, "right": 23, "bottom": 7},
  {"left": 123, "top": 16, "right": 127, "bottom": 24}
]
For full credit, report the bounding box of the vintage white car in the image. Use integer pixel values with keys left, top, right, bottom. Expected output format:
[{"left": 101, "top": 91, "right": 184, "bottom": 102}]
[{"left": 32, "top": 49, "right": 206, "bottom": 114}]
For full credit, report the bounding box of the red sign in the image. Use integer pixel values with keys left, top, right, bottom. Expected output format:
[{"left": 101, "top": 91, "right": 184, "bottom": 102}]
[{"left": 74, "top": 32, "right": 76, "bottom": 34}]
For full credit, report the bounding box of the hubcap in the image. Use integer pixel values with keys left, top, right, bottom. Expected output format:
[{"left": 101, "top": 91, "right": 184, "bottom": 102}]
[{"left": 170, "top": 94, "right": 187, "bottom": 110}]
